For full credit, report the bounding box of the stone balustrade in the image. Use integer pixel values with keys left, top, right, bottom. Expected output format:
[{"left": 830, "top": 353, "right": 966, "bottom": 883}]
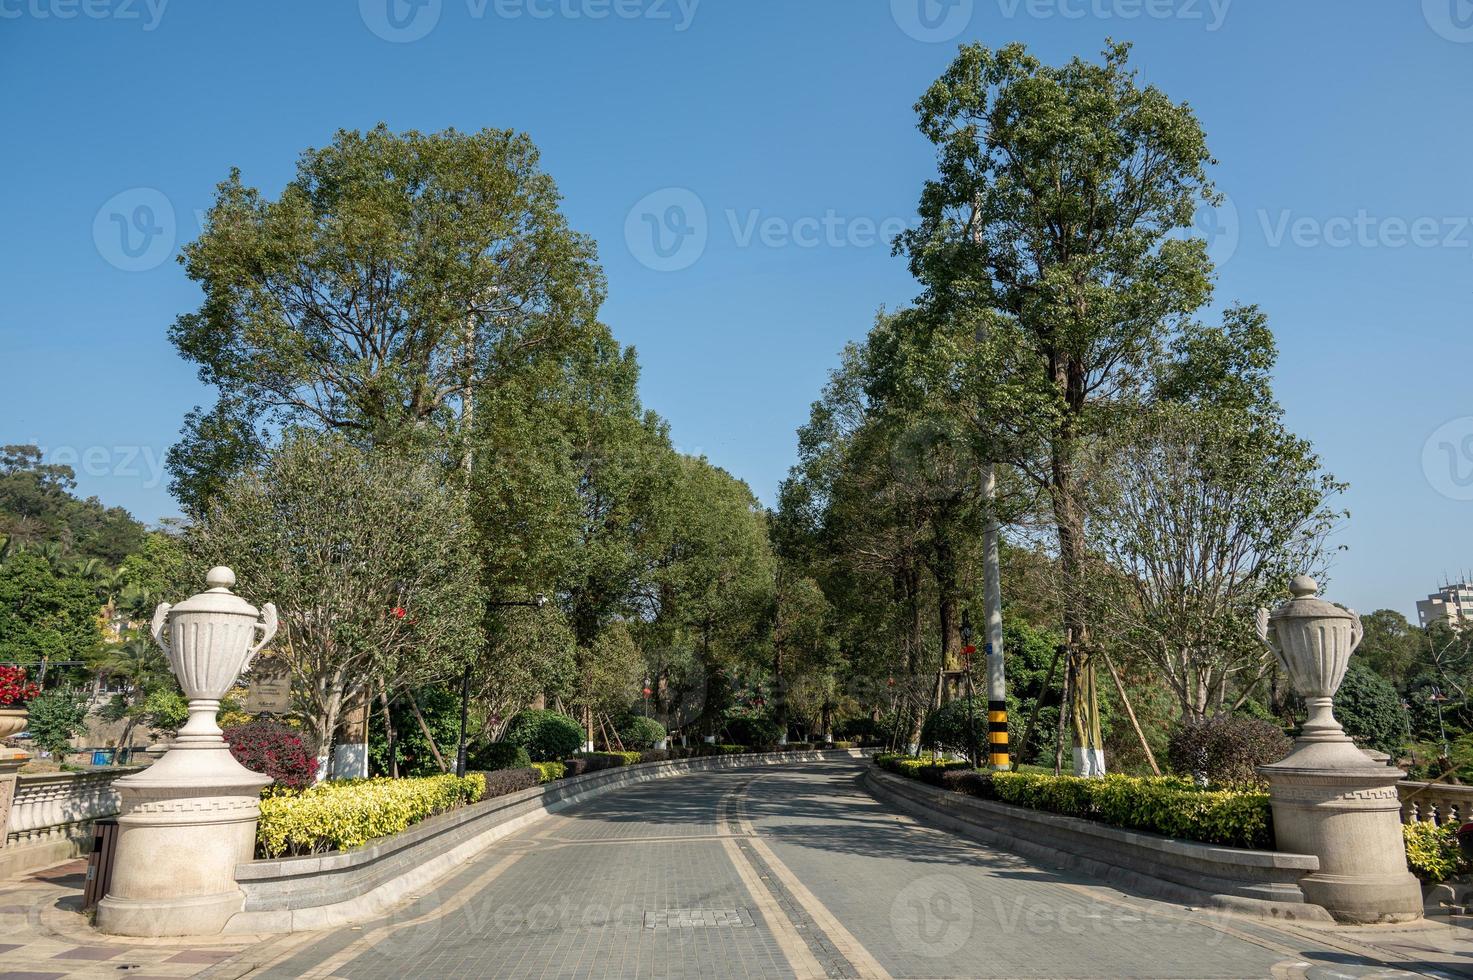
[
  {"left": 4, "top": 768, "right": 138, "bottom": 847},
  {"left": 1398, "top": 780, "right": 1473, "bottom": 826}
]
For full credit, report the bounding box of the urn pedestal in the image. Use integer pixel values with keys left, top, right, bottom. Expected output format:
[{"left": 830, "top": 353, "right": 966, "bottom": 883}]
[
  {"left": 95, "top": 567, "right": 275, "bottom": 938},
  {"left": 1258, "top": 576, "right": 1423, "bottom": 924}
]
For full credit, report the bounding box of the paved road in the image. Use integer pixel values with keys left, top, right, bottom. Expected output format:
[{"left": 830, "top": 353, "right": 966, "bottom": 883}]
[{"left": 240, "top": 760, "right": 1467, "bottom": 979}]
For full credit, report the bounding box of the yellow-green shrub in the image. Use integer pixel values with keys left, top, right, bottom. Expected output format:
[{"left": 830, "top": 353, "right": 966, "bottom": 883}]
[
  {"left": 531, "top": 761, "right": 566, "bottom": 783},
  {"left": 256, "top": 773, "right": 484, "bottom": 858},
  {"left": 876, "top": 754, "right": 1271, "bottom": 850},
  {"left": 1404, "top": 820, "right": 1464, "bottom": 883}
]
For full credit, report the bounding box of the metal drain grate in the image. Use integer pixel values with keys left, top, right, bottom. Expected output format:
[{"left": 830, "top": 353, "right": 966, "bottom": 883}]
[{"left": 643, "top": 908, "right": 755, "bottom": 928}]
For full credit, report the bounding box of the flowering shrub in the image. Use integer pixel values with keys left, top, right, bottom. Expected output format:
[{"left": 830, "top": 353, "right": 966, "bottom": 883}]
[
  {"left": 0, "top": 666, "right": 40, "bottom": 708},
  {"left": 256, "top": 772, "right": 484, "bottom": 857},
  {"left": 225, "top": 719, "right": 319, "bottom": 790}
]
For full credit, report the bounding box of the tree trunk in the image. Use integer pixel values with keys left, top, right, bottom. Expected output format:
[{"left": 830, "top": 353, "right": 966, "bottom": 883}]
[
  {"left": 407, "top": 690, "right": 449, "bottom": 772},
  {"left": 904, "top": 566, "right": 925, "bottom": 753},
  {"left": 377, "top": 687, "right": 399, "bottom": 779},
  {"left": 1050, "top": 391, "right": 1104, "bottom": 776}
]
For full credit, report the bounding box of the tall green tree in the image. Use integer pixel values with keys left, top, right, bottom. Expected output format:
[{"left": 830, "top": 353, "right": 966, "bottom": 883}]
[
  {"left": 185, "top": 432, "right": 485, "bottom": 766},
  {"left": 898, "top": 42, "right": 1216, "bottom": 774},
  {"left": 167, "top": 124, "right": 606, "bottom": 511}
]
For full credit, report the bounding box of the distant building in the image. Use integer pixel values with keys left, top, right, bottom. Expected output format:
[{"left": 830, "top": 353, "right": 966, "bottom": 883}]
[{"left": 1417, "top": 582, "right": 1473, "bottom": 628}]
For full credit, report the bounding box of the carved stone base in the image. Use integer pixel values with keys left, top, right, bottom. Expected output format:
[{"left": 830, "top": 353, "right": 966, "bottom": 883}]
[
  {"left": 94, "top": 745, "right": 269, "bottom": 937},
  {"left": 1261, "top": 739, "right": 1423, "bottom": 924},
  {"left": 0, "top": 750, "right": 27, "bottom": 848}
]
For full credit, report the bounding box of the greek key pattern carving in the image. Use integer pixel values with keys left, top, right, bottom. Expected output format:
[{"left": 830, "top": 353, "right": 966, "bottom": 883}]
[
  {"left": 1273, "top": 785, "right": 1399, "bottom": 805},
  {"left": 129, "top": 796, "right": 260, "bottom": 815}
]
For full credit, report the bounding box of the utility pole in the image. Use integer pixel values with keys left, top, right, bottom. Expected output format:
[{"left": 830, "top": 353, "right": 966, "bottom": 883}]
[
  {"left": 981, "top": 462, "right": 1008, "bottom": 770},
  {"left": 971, "top": 197, "right": 1008, "bottom": 772}
]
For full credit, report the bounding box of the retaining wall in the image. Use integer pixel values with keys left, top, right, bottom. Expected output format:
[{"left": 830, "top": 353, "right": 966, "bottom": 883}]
[{"left": 862, "top": 764, "right": 1332, "bottom": 922}]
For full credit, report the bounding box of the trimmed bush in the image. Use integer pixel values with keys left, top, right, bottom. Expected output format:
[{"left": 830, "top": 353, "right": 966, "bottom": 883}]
[
  {"left": 531, "top": 761, "right": 566, "bottom": 783},
  {"left": 920, "top": 696, "right": 988, "bottom": 756},
  {"left": 832, "top": 740, "right": 854, "bottom": 750},
  {"left": 256, "top": 773, "right": 484, "bottom": 858},
  {"left": 1166, "top": 716, "right": 1290, "bottom": 786},
  {"left": 504, "top": 709, "right": 584, "bottom": 762},
  {"left": 481, "top": 767, "right": 539, "bottom": 799},
  {"left": 225, "top": 719, "right": 319, "bottom": 790},
  {"left": 990, "top": 771, "right": 1271, "bottom": 849},
  {"left": 1337, "top": 662, "right": 1412, "bottom": 758},
  {"left": 875, "top": 754, "right": 971, "bottom": 785},
  {"left": 724, "top": 717, "right": 781, "bottom": 749},
  {"left": 617, "top": 715, "right": 667, "bottom": 750},
  {"left": 471, "top": 741, "right": 532, "bottom": 772},
  {"left": 1404, "top": 820, "right": 1464, "bottom": 883},
  {"left": 877, "top": 756, "right": 1272, "bottom": 849}
]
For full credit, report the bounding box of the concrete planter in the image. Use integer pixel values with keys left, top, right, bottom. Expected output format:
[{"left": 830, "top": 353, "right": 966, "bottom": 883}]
[
  {"left": 863, "top": 764, "right": 1331, "bottom": 922},
  {"left": 0, "top": 708, "right": 27, "bottom": 740}
]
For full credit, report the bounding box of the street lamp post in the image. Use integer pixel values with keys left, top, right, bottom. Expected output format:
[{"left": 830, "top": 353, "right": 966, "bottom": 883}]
[
  {"left": 457, "top": 592, "right": 547, "bottom": 778},
  {"left": 1430, "top": 686, "right": 1451, "bottom": 763}
]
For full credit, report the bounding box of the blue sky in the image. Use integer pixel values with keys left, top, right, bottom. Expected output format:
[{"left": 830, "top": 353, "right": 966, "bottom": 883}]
[{"left": 2, "top": 0, "right": 1470, "bottom": 618}]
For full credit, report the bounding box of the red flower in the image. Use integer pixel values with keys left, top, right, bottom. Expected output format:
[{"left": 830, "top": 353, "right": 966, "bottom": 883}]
[
  {"left": 0, "top": 667, "right": 39, "bottom": 708},
  {"left": 392, "top": 607, "right": 407, "bottom": 619}
]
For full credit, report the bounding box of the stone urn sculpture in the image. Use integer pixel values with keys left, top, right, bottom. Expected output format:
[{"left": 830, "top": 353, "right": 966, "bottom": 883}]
[
  {"left": 96, "top": 567, "right": 277, "bottom": 937},
  {"left": 1258, "top": 576, "right": 1423, "bottom": 923}
]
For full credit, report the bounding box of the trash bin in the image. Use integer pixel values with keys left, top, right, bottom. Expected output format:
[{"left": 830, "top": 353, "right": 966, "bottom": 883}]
[{"left": 82, "top": 819, "right": 119, "bottom": 912}]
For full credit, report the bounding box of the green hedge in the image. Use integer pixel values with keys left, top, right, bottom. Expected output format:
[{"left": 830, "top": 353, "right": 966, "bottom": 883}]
[
  {"left": 874, "top": 755, "right": 1271, "bottom": 850},
  {"left": 1404, "top": 820, "right": 1465, "bottom": 883},
  {"left": 531, "top": 761, "right": 566, "bottom": 783},
  {"left": 256, "top": 773, "right": 484, "bottom": 858}
]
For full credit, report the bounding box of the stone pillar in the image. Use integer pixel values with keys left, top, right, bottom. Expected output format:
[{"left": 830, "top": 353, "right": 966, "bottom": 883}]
[
  {"left": 1258, "top": 576, "right": 1423, "bottom": 924},
  {"left": 0, "top": 749, "right": 25, "bottom": 848},
  {"left": 96, "top": 568, "right": 276, "bottom": 937}
]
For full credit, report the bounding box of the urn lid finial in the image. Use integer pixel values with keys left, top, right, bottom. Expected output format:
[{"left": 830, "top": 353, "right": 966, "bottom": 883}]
[
  {"left": 1289, "top": 575, "right": 1318, "bottom": 598},
  {"left": 169, "top": 565, "right": 259, "bottom": 618}
]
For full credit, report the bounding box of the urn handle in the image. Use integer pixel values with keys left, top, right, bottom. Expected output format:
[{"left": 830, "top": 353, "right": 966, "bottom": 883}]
[
  {"left": 150, "top": 602, "right": 173, "bottom": 655},
  {"left": 247, "top": 602, "right": 278, "bottom": 671},
  {"left": 1348, "top": 608, "right": 1364, "bottom": 654}
]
